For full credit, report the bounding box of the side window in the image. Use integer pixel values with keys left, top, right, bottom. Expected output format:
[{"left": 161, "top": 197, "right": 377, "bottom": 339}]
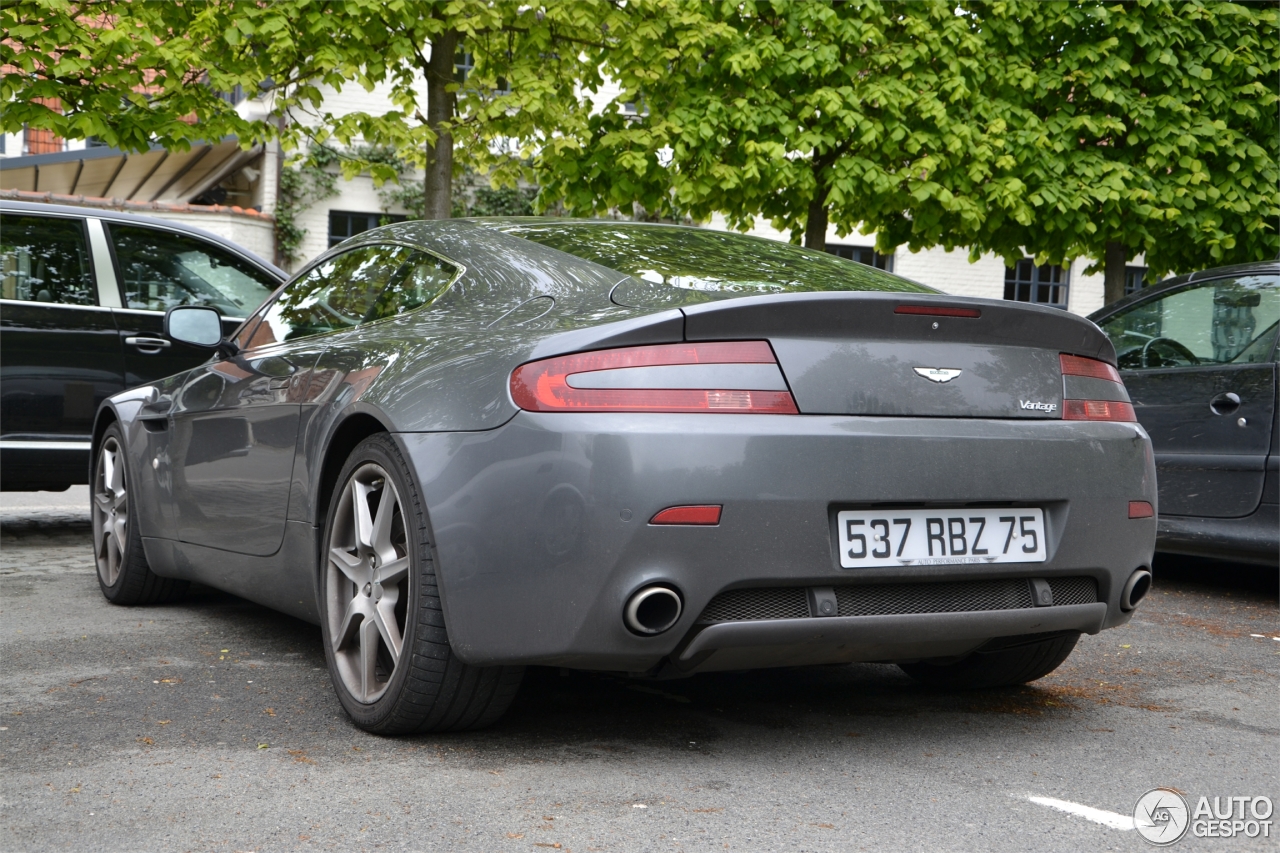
[
  {"left": 0, "top": 213, "right": 96, "bottom": 305},
  {"left": 1101, "top": 275, "right": 1279, "bottom": 370},
  {"left": 367, "top": 252, "right": 457, "bottom": 322},
  {"left": 247, "top": 244, "right": 416, "bottom": 347},
  {"left": 110, "top": 224, "right": 278, "bottom": 317}
]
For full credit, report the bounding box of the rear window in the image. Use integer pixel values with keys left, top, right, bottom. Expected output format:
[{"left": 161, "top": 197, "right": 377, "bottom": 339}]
[{"left": 489, "top": 221, "right": 935, "bottom": 297}]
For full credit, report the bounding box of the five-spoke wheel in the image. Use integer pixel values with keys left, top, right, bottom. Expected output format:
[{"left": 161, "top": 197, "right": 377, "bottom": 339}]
[
  {"left": 325, "top": 462, "right": 411, "bottom": 704},
  {"left": 319, "top": 434, "right": 524, "bottom": 733},
  {"left": 91, "top": 424, "right": 187, "bottom": 605},
  {"left": 92, "top": 434, "right": 129, "bottom": 588}
]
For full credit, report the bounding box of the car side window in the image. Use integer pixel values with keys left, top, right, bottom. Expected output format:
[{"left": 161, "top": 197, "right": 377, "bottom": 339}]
[
  {"left": 367, "top": 251, "right": 457, "bottom": 322},
  {"left": 246, "top": 244, "right": 417, "bottom": 348},
  {"left": 109, "top": 223, "right": 277, "bottom": 317},
  {"left": 0, "top": 213, "right": 97, "bottom": 305},
  {"left": 1101, "top": 274, "right": 1279, "bottom": 370}
]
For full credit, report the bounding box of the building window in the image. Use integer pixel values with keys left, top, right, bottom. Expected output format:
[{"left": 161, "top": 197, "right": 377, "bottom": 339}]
[
  {"left": 454, "top": 51, "right": 474, "bottom": 84},
  {"left": 454, "top": 50, "right": 508, "bottom": 94},
  {"left": 1005, "top": 260, "right": 1069, "bottom": 309},
  {"left": 214, "top": 85, "right": 246, "bottom": 107},
  {"left": 825, "top": 244, "right": 894, "bottom": 272},
  {"left": 328, "top": 211, "right": 408, "bottom": 248},
  {"left": 1124, "top": 265, "right": 1148, "bottom": 295}
]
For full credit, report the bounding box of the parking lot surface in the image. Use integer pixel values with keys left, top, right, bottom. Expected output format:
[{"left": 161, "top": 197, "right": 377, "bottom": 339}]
[{"left": 1, "top": 489, "right": 1276, "bottom": 852}]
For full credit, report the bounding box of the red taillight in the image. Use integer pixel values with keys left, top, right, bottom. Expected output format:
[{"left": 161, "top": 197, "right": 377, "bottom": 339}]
[
  {"left": 1063, "top": 399, "right": 1137, "bottom": 422},
  {"left": 1060, "top": 353, "right": 1122, "bottom": 384},
  {"left": 510, "top": 342, "right": 799, "bottom": 414},
  {"left": 1059, "top": 353, "right": 1135, "bottom": 422},
  {"left": 894, "top": 304, "right": 982, "bottom": 318},
  {"left": 651, "top": 505, "right": 722, "bottom": 525},
  {"left": 1128, "top": 501, "right": 1154, "bottom": 519}
]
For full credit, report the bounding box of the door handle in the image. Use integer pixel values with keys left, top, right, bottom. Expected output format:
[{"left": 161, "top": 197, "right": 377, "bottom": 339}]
[
  {"left": 1209, "top": 391, "right": 1241, "bottom": 415},
  {"left": 125, "top": 336, "right": 171, "bottom": 353}
]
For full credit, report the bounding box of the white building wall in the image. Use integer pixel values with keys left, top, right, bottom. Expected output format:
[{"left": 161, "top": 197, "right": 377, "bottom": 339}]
[
  {"left": 891, "top": 246, "right": 1007, "bottom": 301},
  {"left": 1069, "top": 266, "right": 1105, "bottom": 316},
  {"left": 280, "top": 78, "right": 425, "bottom": 272},
  {"left": 287, "top": 78, "right": 415, "bottom": 132},
  {"left": 147, "top": 211, "right": 277, "bottom": 265},
  {"left": 289, "top": 172, "right": 417, "bottom": 272}
]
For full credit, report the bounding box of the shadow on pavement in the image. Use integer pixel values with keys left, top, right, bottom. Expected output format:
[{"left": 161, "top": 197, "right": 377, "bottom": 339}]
[{"left": 1152, "top": 552, "right": 1279, "bottom": 598}]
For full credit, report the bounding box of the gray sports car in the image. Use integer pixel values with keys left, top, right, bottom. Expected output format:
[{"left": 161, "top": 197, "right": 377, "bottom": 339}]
[{"left": 92, "top": 220, "right": 1157, "bottom": 734}]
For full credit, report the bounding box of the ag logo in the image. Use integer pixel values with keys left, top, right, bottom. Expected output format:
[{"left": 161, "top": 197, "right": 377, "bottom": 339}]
[
  {"left": 913, "top": 367, "right": 962, "bottom": 383},
  {"left": 1134, "top": 788, "right": 1190, "bottom": 845}
]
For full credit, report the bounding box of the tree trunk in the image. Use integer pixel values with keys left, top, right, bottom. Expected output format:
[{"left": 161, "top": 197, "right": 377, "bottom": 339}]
[
  {"left": 804, "top": 170, "right": 829, "bottom": 251},
  {"left": 1103, "top": 240, "right": 1127, "bottom": 305},
  {"left": 423, "top": 26, "right": 458, "bottom": 220}
]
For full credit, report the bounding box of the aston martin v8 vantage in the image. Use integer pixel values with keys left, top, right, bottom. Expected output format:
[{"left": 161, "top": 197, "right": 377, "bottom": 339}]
[{"left": 91, "top": 220, "right": 1157, "bottom": 734}]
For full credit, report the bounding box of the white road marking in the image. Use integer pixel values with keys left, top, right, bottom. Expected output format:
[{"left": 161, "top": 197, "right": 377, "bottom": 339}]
[{"left": 1025, "top": 795, "right": 1135, "bottom": 831}]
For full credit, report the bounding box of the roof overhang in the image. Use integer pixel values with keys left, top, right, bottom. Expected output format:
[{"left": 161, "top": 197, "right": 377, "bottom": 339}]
[{"left": 0, "top": 139, "right": 262, "bottom": 203}]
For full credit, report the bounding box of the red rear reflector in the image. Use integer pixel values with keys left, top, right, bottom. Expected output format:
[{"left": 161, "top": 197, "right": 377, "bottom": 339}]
[
  {"left": 1128, "top": 501, "right": 1154, "bottom": 519},
  {"left": 1060, "top": 353, "right": 1122, "bottom": 383},
  {"left": 510, "top": 342, "right": 799, "bottom": 414},
  {"left": 651, "top": 505, "right": 722, "bottom": 525},
  {"left": 1063, "top": 399, "right": 1137, "bottom": 422},
  {"left": 895, "top": 305, "right": 981, "bottom": 318}
]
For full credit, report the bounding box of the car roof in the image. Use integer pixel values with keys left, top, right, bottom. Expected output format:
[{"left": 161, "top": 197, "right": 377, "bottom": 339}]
[
  {"left": 1089, "top": 259, "right": 1280, "bottom": 322},
  {"left": 0, "top": 199, "right": 285, "bottom": 280}
]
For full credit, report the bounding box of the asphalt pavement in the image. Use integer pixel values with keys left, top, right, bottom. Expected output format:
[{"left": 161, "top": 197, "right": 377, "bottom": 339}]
[{"left": 1, "top": 488, "right": 1276, "bottom": 852}]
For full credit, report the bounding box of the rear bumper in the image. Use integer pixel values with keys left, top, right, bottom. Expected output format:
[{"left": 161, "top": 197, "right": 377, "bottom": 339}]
[
  {"left": 399, "top": 413, "right": 1156, "bottom": 670},
  {"left": 677, "top": 603, "right": 1107, "bottom": 673},
  {"left": 1157, "top": 504, "right": 1279, "bottom": 566}
]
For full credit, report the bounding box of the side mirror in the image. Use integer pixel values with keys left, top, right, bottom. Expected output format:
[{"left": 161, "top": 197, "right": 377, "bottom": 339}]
[{"left": 165, "top": 305, "right": 226, "bottom": 349}]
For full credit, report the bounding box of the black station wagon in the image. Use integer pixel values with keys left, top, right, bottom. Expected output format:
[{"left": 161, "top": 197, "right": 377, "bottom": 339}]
[{"left": 0, "top": 200, "right": 284, "bottom": 491}]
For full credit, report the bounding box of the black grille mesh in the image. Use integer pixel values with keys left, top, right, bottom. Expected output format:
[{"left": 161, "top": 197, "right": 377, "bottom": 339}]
[
  {"left": 1047, "top": 576, "right": 1099, "bottom": 606},
  {"left": 697, "top": 587, "right": 810, "bottom": 623},
  {"left": 835, "top": 579, "right": 1033, "bottom": 617},
  {"left": 696, "top": 577, "right": 1098, "bottom": 623}
]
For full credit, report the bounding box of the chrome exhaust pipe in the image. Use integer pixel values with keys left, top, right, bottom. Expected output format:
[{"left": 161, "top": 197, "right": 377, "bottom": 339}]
[
  {"left": 1120, "top": 569, "right": 1152, "bottom": 611},
  {"left": 624, "top": 585, "right": 683, "bottom": 635}
]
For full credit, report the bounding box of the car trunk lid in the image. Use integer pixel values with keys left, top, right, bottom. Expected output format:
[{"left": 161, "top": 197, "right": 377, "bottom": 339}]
[{"left": 681, "top": 292, "right": 1117, "bottom": 419}]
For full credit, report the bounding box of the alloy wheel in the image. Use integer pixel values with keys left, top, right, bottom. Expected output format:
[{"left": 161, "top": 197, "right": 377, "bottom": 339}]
[
  {"left": 92, "top": 436, "right": 129, "bottom": 587},
  {"left": 325, "top": 463, "right": 412, "bottom": 704}
]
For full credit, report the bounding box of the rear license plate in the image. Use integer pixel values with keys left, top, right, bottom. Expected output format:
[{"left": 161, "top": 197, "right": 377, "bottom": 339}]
[{"left": 836, "top": 508, "right": 1047, "bottom": 568}]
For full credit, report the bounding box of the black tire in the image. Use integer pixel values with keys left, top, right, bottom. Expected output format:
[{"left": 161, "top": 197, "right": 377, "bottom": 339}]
[
  {"left": 319, "top": 433, "right": 524, "bottom": 734},
  {"left": 92, "top": 424, "right": 189, "bottom": 605},
  {"left": 898, "top": 632, "right": 1079, "bottom": 689}
]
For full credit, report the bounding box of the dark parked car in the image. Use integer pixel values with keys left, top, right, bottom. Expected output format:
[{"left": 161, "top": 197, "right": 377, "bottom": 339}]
[
  {"left": 1090, "top": 262, "right": 1279, "bottom": 566},
  {"left": 0, "top": 201, "right": 284, "bottom": 490},
  {"left": 92, "top": 219, "right": 1156, "bottom": 734}
]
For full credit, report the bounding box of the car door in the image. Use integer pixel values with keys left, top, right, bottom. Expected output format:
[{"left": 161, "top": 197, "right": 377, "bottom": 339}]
[
  {"left": 105, "top": 221, "right": 280, "bottom": 389},
  {"left": 0, "top": 210, "right": 125, "bottom": 486},
  {"left": 1097, "top": 273, "right": 1279, "bottom": 518},
  {"left": 164, "top": 243, "right": 418, "bottom": 556}
]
